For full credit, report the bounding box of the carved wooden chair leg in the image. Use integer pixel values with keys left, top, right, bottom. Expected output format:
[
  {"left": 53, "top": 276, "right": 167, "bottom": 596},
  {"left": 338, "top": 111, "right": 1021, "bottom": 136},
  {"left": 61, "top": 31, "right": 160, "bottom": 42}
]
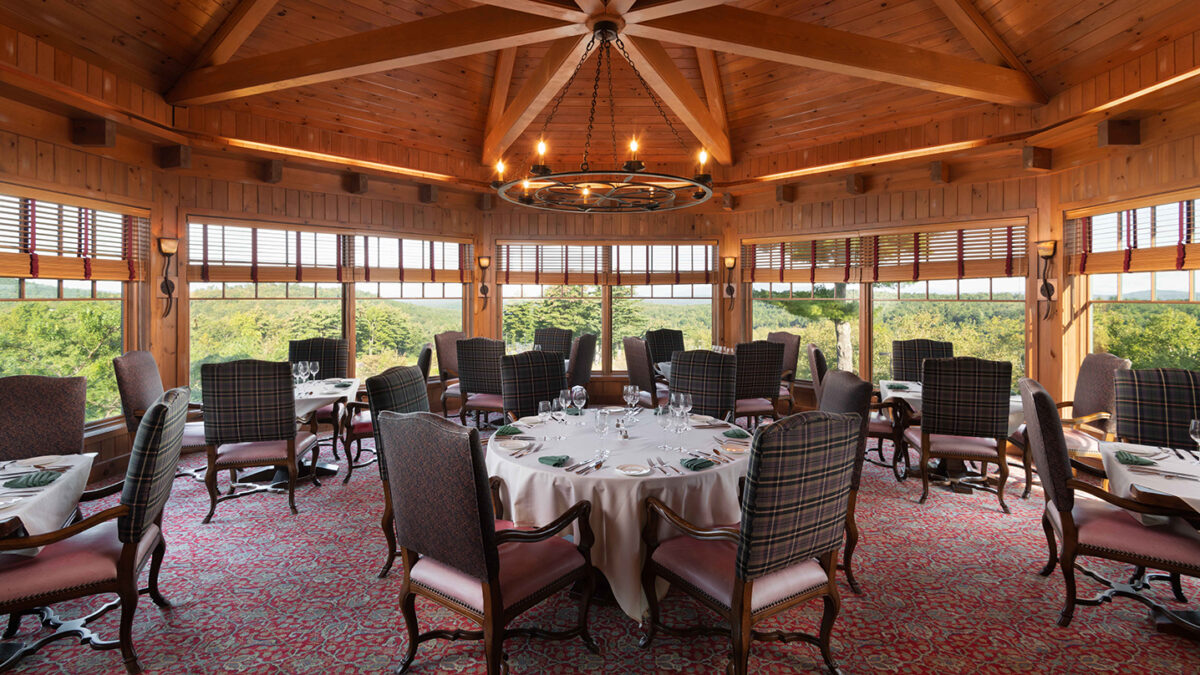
[
  {"left": 398, "top": 590, "right": 419, "bottom": 673},
  {"left": 203, "top": 467, "right": 219, "bottom": 524},
  {"left": 147, "top": 539, "right": 171, "bottom": 608},
  {"left": 576, "top": 569, "right": 599, "bottom": 653},
  {"left": 1058, "top": 546, "right": 1079, "bottom": 627},
  {"left": 286, "top": 461, "right": 298, "bottom": 515},
  {"left": 1038, "top": 513, "right": 1058, "bottom": 577},
  {"left": 996, "top": 457, "right": 1010, "bottom": 514},
  {"left": 638, "top": 565, "right": 660, "bottom": 648},
  {"left": 1021, "top": 445, "right": 1034, "bottom": 499},
  {"left": 483, "top": 614, "right": 504, "bottom": 675},
  {"left": 117, "top": 575, "right": 141, "bottom": 674}
]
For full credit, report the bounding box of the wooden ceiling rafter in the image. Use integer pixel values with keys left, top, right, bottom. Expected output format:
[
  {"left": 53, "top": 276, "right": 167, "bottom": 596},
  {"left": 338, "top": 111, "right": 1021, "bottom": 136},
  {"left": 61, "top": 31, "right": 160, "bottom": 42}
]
[
  {"left": 186, "top": 0, "right": 280, "bottom": 71},
  {"left": 930, "top": 0, "right": 1045, "bottom": 100},
  {"left": 694, "top": 47, "right": 728, "bottom": 136},
  {"left": 468, "top": 1, "right": 589, "bottom": 23},
  {"left": 486, "top": 48, "right": 518, "bottom": 144}
]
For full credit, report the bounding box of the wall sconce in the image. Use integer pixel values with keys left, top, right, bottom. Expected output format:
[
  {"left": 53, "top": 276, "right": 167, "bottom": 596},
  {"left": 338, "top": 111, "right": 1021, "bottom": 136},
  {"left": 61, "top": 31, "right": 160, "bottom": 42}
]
[
  {"left": 158, "top": 237, "right": 178, "bottom": 318},
  {"left": 723, "top": 256, "right": 737, "bottom": 309},
  {"left": 477, "top": 255, "right": 492, "bottom": 310},
  {"left": 1035, "top": 240, "right": 1057, "bottom": 319}
]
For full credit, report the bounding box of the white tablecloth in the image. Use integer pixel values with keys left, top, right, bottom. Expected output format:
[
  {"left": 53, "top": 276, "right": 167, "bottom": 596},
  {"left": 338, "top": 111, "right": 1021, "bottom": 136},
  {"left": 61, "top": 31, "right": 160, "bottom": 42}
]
[
  {"left": 0, "top": 453, "right": 94, "bottom": 556},
  {"left": 486, "top": 409, "right": 749, "bottom": 620},
  {"left": 294, "top": 378, "right": 359, "bottom": 418},
  {"left": 879, "top": 380, "right": 1025, "bottom": 435},
  {"left": 1099, "top": 442, "right": 1200, "bottom": 520}
]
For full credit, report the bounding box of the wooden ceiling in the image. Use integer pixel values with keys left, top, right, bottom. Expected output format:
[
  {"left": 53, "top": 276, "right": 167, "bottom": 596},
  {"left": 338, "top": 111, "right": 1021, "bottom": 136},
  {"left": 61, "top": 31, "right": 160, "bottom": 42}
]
[{"left": 4, "top": 0, "right": 1199, "bottom": 176}]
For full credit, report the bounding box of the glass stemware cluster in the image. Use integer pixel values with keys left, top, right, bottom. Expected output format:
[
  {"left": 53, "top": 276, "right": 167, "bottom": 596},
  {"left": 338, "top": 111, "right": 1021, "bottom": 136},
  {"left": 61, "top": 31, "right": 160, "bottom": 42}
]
[
  {"left": 655, "top": 392, "right": 692, "bottom": 450},
  {"left": 291, "top": 360, "right": 321, "bottom": 386}
]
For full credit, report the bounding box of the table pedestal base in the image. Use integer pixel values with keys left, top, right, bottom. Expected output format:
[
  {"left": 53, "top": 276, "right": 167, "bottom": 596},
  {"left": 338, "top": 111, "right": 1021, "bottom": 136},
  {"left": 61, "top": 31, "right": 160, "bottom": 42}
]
[
  {"left": 1076, "top": 564, "right": 1200, "bottom": 642},
  {"left": 0, "top": 592, "right": 150, "bottom": 670}
]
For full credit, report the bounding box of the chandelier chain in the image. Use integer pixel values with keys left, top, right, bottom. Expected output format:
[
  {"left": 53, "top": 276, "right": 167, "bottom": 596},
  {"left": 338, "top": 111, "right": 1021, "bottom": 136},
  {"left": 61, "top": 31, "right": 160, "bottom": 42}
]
[
  {"left": 607, "top": 40, "right": 617, "bottom": 167},
  {"left": 540, "top": 33, "right": 597, "bottom": 136},
  {"left": 614, "top": 35, "right": 689, "bottom": 153},
  {"left": 580, "top": 39, "right": 605, "bottom": 172}
]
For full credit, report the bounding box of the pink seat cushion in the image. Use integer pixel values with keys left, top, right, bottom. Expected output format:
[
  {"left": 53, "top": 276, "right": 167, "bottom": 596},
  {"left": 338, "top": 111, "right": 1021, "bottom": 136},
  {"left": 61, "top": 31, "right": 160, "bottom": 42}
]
[
  {"left": 736, "top": 398, "right": 775, "bottom": 415},
  {"left": 778, "top": 384, "right": 792, "bottom": 399},
  {"left": 349, "top": 411, "right": 373, "bottom": 435},
  {"left": 215, "top": 431, "right": 317, "bottom": 466},
  {"left": 638, "top": 385, "right": 669, "bottom": 408},
  {"left": 181, "top": 421, "right": 207, "bottom": 450},
  {"left": 1048, "top": 498, "right": 1200, "bottom": 571},
  {"left": 0, "top": 521, "right": 160, "bottom": 605},
  {"left": 465, "top": 393, "right": 503, "bottom": 410},
  {"left": 442, "top": 382, "right": 461, "bottom": 398},
  {"left": 868, "top": 417, "right": 893, "bottom": 435},
  {"left": 652, "top": 535, "right": 828, "bottom": 613},
  {"left": 902, "top": 427, "right": 1001, "bottom": 460},
  {"left": 409, "top": 534, "right": 584, "bottom": 613},
  {"left": 313, "top": 403, "right": 338, "bottom": 422}
]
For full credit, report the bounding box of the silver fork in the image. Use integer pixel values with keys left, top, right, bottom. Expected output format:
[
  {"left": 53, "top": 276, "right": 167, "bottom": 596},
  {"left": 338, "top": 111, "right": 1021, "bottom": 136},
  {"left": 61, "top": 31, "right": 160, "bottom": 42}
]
[
  {"left": 658, "top": 456, "right": 683, "bottom": 475},
  {"left": 649, "top": 457, "right": 667, "bottom": 475}
]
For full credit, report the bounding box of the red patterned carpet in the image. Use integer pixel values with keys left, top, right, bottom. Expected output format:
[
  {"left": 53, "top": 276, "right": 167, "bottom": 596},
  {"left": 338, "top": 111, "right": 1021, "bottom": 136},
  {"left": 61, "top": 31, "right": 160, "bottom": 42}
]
[{"left": 12, "top": 441, "right": 1200, "bottom": 674}]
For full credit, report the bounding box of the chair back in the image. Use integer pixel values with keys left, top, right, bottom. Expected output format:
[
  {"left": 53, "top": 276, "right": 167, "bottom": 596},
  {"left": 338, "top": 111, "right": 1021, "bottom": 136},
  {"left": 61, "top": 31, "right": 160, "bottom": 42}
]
[
  {"left": 377, "top": 411, "right": 498, "bottom": 581},
  {"left": 200, "top": 360, "right": 296, "bottom": 446},
  {"left": 456, "top": 337, "right": 505, "bottom": 397},
  {"left": 1114, "top": 368, "right": 1200, "bottom": 450},
  {"left": 1071, "top": 352, "right": 1131, "bottom": 434},
  {"left": 735, "top": 340, "right": 784, "bottom": 400},
  {"left": 1018, "top": 378, "right": 1074, "bottom": 514},
  {"left": 0, "top": 375, "right": 86, "bottom": 461},
  {"left": 736, "top": 411, "right": 859, "bottom": 580},
  {"left": 891, "top": 339, "right": 953, "bottom": 382},
  {"left": 670, "top": 350, "right": 736, "bottom": 420},
  {"left": 806, "top": 343, "right": 828, "bottom": 402},
  {"left": 645, "top": 328, "right": 685, "bottom": 366},
  {"left": 366, "top": 365, "right": 431, "bottom": 481},
  {"left": 921, "top": 357, "right": 1011, "bottom": 439},
  {"left": 502, "top": 351, "right": 568, "bottom": 420},
  {"left": 415, "top": 343, "right": 433, "bottom": 381},
  {"left": 288, "top": 337, "right": 349, "bottom": 379},
  {"left": 434, "top": 330, "right": 466, "bottom": 382},
  {"left": 119, "top": 387, "right": 189, "bottom": 543},
  {"left": 818, "top": 370, "right": 872, "bottom": 490},
  {"left": 567, "top": 333, "right": 597, "bottom": 388},
  {"left": 113, "top": 350, "right": 166, "bottom": 434},
  {"left": 533, "top": 327, "right": 573, "bottom": 360},
  {"left": 767, "top": 332, "right": 801, "bottom": 383},
  {"left": 623, "top": 336, "right": 657, "bottom": 396}
]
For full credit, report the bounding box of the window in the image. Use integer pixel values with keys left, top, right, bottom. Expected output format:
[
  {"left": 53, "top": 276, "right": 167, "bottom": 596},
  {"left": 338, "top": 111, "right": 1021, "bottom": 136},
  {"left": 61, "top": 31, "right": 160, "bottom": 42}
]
[
  {"left": 355, "top": 282, "right": 463, "bottom": 376},
  {"left": 501, "top": 284, "right": 603, "bottom": 361},
  {"left": 611, "top": 283, "right": 713, "bottom": 370},
  {"left": 751, "top": 282, "right": 859, "bottom": 379}
]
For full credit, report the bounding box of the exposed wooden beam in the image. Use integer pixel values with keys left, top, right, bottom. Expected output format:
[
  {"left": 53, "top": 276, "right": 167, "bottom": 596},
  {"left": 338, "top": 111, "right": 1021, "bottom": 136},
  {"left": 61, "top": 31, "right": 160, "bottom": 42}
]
[
  {"left": 486, "top": 48, "right": 517, "bottom": 146},
  {"left": 482, "top": 35, "right": 590, "bottom": 165},
  {"left": 469, "top": 0, "right": 589, "bottom": 23},
  {"left": 188, "top": 0, "right": 280, "bottom": 70},
  {"left": 1097, "top": 119, "right": 1140, "bottom": 147},
  {"left": 607, "top": 0, "right": 639, "bottom": 14},
  {"left": 930, "top": 0, "right": 1026, "bottom": 71},
  {"left": 624, "top": 6, "right": 1046, "bottom": 106},
  {"left": 169, "top": 7, "right": 587, "bottom": 105},
  {"left": 621, "top": 37, "right": 732, "bottom": 165},
  {"left": 573, "top": 0, "right": 605, "bottom": 14},
  {"left": 695, "top": 48, "right": 728, "bottom": 135},
  {"left": 70, "top": 118, "right": 115, "bottom": 147},
  {"left": 624, "top": 1, "right": 731, "bottom": 24},
  {"left": 1021, "top": 147, "right": 1052, "bottom": 171}
]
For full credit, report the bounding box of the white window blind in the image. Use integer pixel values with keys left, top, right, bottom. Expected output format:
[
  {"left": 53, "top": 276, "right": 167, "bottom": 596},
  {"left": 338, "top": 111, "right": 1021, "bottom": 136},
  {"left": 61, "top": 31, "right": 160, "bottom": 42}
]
[
  {"left": 0, "top": 194, "right": 147, "bottom": 281},
  {"left": 1066, "top": 199, "right": 1198, "bottom": 274}
]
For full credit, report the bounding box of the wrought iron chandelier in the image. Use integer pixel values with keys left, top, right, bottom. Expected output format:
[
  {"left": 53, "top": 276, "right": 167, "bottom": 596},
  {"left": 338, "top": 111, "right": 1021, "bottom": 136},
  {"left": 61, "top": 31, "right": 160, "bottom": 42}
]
[{"left": 491, "top": 21, "right": 713, "bottom": 214}]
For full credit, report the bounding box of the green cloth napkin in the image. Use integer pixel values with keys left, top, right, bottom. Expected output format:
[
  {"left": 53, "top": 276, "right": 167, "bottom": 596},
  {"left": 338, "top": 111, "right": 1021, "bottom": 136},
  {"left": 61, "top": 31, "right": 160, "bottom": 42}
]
[
  {"left": 681, "top": 457, "right": 715, "bottom": 471},
  {"left": 1115, "top": 450, "right": 1156, "bottom": 466},
  {"left": 565, "top": 407, "right": 582, "bottom": 416},
  {"left": 494, "top": 425, "right": 521, "bottom": 436},
  {"left": 538, "top": 455, "right": 569, "bottom": 467},
  {"left": 654, "top": 407, "right": 668, "bottom": 416},
  {"left": 889, "top": 383, "right": 910, "bottom": 391},
  {"left": 3, "top": 470, "right": 59, "bottom": 489},
  {"left": 723, "top": 427, "right": 750, "bottom": 439}
]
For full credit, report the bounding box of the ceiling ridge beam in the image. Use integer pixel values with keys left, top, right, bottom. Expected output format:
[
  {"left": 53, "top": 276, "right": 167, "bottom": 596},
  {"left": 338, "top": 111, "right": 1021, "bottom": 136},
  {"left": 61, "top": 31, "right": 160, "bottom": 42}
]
[
  {"left": 930, "top": 0, "right": 1044, "bottom": 99},
  {"left": 469, "top": 0, "right": 589, "bottom": 23},
  {"left": 485, "top": 48, "right": 518, "bottom": 142},
  {"left": 624, "top": 5, "right": 1046, "bottom": 107},
  {"left": 623, "top": 1, "right": 731, "bottom": 25},
  {"left": 168, "top": 6, "right": 588, "bottom": 106},
  {"left": 694, "top": 47, "right": 728, "bottom": 136},
  {"left": 187, "top": 0, "right": 280, "bottom": 72}
]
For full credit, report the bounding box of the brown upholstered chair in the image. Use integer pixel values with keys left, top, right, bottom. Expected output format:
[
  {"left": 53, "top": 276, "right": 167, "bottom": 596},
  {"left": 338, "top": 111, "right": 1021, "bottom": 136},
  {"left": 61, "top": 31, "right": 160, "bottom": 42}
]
[
  {"left": 669, "top": 350, "right": 736, "bottom": 421},
  {"left": 501, "top": 351, "right": 567, "bottom": 422},
  {"left": 806, "top": 343, "right": 829, "bottom": 406},
  {"left": 639, "top": 411, "right": 861, "bottom": 674},
  {"left": 1020, "top": 377, "right": 1200, "bottom": 633},
  {"left": 0, "top": 387, "right": 189, "bottom": 673},
  {"left": 199, "top": 359, "right": 318, "bottom": 523},
  {"left": 566, "top": 333, "right": 597, "bottom": 388},
  {"left": 288, "top": 337, "right": 349, "bottom": 456},
  {"left": 434, "top": 330, "right": 465, "bottom": 417},
  {"left": 0, "top": 375, "right": 86, "bottom": 462},
  {"left": 733, "top": 340, "right": 783, "bottom": 427},
  {"left": 456, "top": 337, "right": 506, "bottom": 427},
  {"left": 113, "top": 350, "right": 206, "bottom": 480},
  {"left": 1008, "top": 352, "right": 1131, "bottom": 497},
  {"left": 819, "top": 370, "right": 873, "bottom": 594},
  {"left": 533, "top": 327, "right": 573, "bottom": 360},
  {"left": 415, "top": 343, "right": 433, "bottom": 382},
  {"left": 377, "top": 411, "right": 597, "bottom": 674},
  {"left": 767, "top": 331, "right": 800, "bottom": 412},
  {"left": 624, "top": 336, "right": 668, "bottom": 408}
]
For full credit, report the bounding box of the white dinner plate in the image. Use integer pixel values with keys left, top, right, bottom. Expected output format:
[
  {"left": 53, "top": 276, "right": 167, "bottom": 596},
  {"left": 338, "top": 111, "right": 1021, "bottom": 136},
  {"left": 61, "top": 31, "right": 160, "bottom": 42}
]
[
  {"left": 690, "top": 414, "right": 717, "bottom": 425},
  {"left": 616, "top": 464, "right": 652, "bottom": 476},
  {"left": 495, "top": 440, "right": 530, "bottom": 452},
  {"left": 14, "top": 455, "right": 61, "bottom": 467},
  {"left": 601, "top": 406, "right": 625, "bottom": 412},
  {"left": 516, "top": 416, "right": 542, "bottom": 425}
]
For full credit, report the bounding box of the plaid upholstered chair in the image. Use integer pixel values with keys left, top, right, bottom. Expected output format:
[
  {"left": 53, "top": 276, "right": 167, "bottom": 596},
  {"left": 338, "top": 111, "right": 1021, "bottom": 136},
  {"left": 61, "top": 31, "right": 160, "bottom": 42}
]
[
  {"left": 566, "top": 333, "right": 597, "bottom": 388},
  {"left": 733, "top": 340, "right": 783, "bottom": 427},
  {"left": 670, "top": 350, "right": 736, "bottom": 421},
  {"left": 415, "top": 343, "right": 433, "bottom": 381},
  {"left": 200, "top": 359, "right": 318, "bottom": 523},
  {"left": 818, "top": 370, "right": 874, "bottom": 594},
  {"left": 1008, "top": 352, "right": 1131, "bottom": 496},
  {"left": 645, "top": 328, "right": 685, "bottom": 372},
  {"left": 456, "top": 337, "right": 506, "bottom": 427},
  {"left": 806, "top": 343, "right": 829, "bottom": 405},
  {"left": 0, "top": 375, "right": 85, "bottom": 462},
  {"left": 533, "top": 327, "right": 573, "bottom": 360},
  {"left": 113, "top": 350, "right": 206, "bottom": 480},
  {"left": 1020, "top": 378, "right": 1200, "bottom": 631},
  {"left": 434, "top": 330, "right": 466, "bottom": 417},
  {"left": 0, "top": 387, "right": 189, "bottom": 673},
  {"left": 1114, "top": 368, "right": 1200, "bottom": 450},
  {"left": 640, "top": 411, "right": 861, "bottom": 674},
  {"left": 501, "top": 351, "right": 567, "bottom": 421},
  {"left": 891, "top": 338, "right": 953, "bottom": 382},
  {"left": 767, "top": 331, "right": 800, "bottom": 412},
  {"left": 624, "top": 336, "right": 668, "bottom": 408},
  {"left": 362, "top": 366, "right": 430, "bottom": 577},
  {"left": 378, "top": 411, "right": 598, "bottom": 674},
  {"left": 902, "top": 357, "right": 1013, "bottom": 513},
  {"left": 289, "top": 338, "right": 349, "bottom": 455}
]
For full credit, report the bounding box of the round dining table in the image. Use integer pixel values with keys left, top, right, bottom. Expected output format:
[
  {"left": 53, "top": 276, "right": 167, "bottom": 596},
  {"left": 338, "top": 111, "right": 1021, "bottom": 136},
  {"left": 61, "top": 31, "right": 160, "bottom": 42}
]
[{"left": 485, "top": 409, "right": 750, "bottom": 620}]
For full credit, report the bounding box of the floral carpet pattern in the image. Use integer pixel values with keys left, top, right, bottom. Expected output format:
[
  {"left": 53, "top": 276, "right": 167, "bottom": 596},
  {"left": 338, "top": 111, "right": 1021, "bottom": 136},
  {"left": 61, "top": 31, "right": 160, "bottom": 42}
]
[{"left": 11, "top": 439, "right": 1200, "bottom": 674}]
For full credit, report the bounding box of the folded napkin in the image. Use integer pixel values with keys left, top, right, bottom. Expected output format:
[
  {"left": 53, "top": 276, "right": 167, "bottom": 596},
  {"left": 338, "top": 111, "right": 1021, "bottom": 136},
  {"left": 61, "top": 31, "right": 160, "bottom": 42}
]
[
  {"left": 681, "top": 457, "right": 715, "bottom": 471},
  {"left": 538, "top": 455, "right": 569, "bottom": 467},
  {"left": 565, "top": 407, "right": 582, "bottom": 416},
  {"left": 494, "top": 425, "right": 521, "bottom": 437},
  {"left": 722, "top": 427, "right": 750, "bottom": 439},
  {"left": 888, "top": 383, "right": 910, "bottom": 391},
  {"left": 3, "top": 470, "right": 59, "bottom": 489},
  {"left": 1115, "top": 450, "right": 1156, "bottom": 466},
  {"left": 654, "top": 407, "right": 668, "bottom": 416}
]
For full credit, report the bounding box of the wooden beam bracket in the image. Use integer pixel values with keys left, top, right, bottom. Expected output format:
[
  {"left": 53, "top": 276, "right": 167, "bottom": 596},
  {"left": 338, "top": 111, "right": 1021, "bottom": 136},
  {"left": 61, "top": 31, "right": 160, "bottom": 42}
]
[
  {"left": 845, "top": 173, "right": 866, "bottom": 195},
  {"left": 346, "top": 172, "right": 369, "bottom": 194},
  {"left": 775, "top": 184, "right": 796, "bottom": 205},
  {"left": 1097, "top": 119, "right": 1141, "bottom": 147},
  {"left": 261, "top": 159, "right": 283, "bottom": 184},
  {"left": 930, "top": 161, "right": 951, "bottom": 184},
  {"left": 70, "top": 118, "right": 115, "bottom": 147},
  {"left": 419, "top": 184, "right": 439, "bottom": 204},
  {"left": 157, "top": 145, "right": 192, "bottom": 170},
  {"left": 1022, "top": 147, "right": 1052, "bottom": 172}
]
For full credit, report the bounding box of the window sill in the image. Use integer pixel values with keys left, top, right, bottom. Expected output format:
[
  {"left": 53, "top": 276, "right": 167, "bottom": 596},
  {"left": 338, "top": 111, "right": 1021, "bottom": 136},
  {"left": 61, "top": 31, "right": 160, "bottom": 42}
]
[{"left": 84, "top": 418, "right": 127, "bottom": 441}]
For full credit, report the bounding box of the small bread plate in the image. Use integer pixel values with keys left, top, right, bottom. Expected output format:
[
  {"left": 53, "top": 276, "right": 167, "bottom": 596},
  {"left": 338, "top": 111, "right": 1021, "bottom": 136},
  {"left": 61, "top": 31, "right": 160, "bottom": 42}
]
[
  {"left": 616, "top": 464, "right": 652, "bottom": 477},
  {"left": 719, "top": 444, "right": 748, "bottom": 454},
  {"left": 495, "top": 439, "right": 531, "bottom": 453},
  {"left": 516, "top": 416, "right": 542, "bottom": 426},
  {"left": 690, "top": 414, "right": 717, "bottom": 425},
  {"left": 14, "top": 455, "right": 62, "bottom": 468}
]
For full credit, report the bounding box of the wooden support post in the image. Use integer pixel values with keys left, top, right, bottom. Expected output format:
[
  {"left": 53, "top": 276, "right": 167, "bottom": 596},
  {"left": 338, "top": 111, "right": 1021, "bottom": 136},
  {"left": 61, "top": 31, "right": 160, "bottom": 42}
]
[
  {"left": 1097, "top": 119, "right": 1140, "bottom": 146},
  {"left": 261, "top": 159, "right": 283, "bottom": 184},
  {"left": 345, "top": 172, "right": 368, "bottom": 194},
  {"left": 157, "top": 145, "right": 191, "bottom": 169},
  {"left": 845, "top": 173, "right": 866, "bottom": 195},
  {"left": 70, "top": 118, "right": 115, "bottom": 147},
  {"left": 419, "top": 184, "right": 439, "bottom": 204},
  {"left": 930, "top": 161, "right": 951, "bottom": 184},
  {"left": 775, "top": 184, "right": 795, "bottom": 204},
  {"left": 1022, "top": 146, "right": 1052, "bottom": 171}
]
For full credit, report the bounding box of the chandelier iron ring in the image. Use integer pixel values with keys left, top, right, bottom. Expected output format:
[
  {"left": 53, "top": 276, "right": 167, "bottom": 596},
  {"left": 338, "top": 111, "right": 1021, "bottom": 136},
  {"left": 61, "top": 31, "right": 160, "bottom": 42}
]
[{"left": 495, "top": 170, "right": 713, "bottom": 214}]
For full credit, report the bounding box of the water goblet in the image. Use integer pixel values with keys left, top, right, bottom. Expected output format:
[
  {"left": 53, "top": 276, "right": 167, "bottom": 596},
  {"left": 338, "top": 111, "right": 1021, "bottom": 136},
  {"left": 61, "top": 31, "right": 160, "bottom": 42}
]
[
  {"left": 558, "top": 388, "right": 572, "bottom": 416},
  {"left": 308, "top": 361, "right": 320, "bottom": 382},
  {"left": 595, "top": 409, "right": 610, "bottom": 436},
  {"left": 1190, "top": 419, "right": 1200, "bottom": 453},
  {"left": 297, "top": 361, "right": 309, "bottom": 385},
  {"left": 656, "top": 405, "right": 673, "bottom": 449},
  {"left": 572, "top": 386, "right": 589, "bottom": 424},
  {"left": 538, "top": 400, "right": 552, "bottom": 424}
]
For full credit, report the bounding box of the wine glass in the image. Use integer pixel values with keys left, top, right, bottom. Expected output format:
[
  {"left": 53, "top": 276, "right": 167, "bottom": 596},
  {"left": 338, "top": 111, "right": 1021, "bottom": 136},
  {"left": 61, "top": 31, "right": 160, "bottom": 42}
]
[
  {"left": 572, "top": 386, "right": 588, "bottom": 425},
  {"left": 1190, "top": 419, "right": 1200, "bottom": 453},
  {"left": 296, "top": 361, "right": 309, "bottom": 385},
  {"left": 538, "top": 400, "right": 552, "bottom": 424},
  {"left": 291, "top": 362, "right": 301, "bottom": 385},
  {"left": 594, "top": 408, "right": 610, "bottom": 436},
  {"left": 558, "top": 388, "right": 572, "bottom": 416},
  {"left": 551, "top": 399, "right": 565, "bottom": 424},
  {"left": 308, "top": 361, "right": 320, "bottom": 382},
  {"left": 533, "top": 344, "right": 542, "bottom": 351},
  {"left": 656, "top": 405, "right": 673, "bottom": 449}
]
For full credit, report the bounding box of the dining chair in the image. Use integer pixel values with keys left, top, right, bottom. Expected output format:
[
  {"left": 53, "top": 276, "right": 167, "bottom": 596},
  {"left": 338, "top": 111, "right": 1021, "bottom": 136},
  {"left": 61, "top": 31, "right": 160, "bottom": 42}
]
[
  {"left": 902, "top": 356, "right": 1013, "bottom": 513},
  {"left": 0, "top": 386, "right": 189, "bottom": 673},
  {"left": 807, "top": 343, "right": 829, "bottom": 405},
  {"left": 378, "top": 411, "right": 598, "bottom": 674},
  {"left": 415, "top": 343, "right": 433, "bottom": 382},
  {"left": 1008, "top": 352, "right": 1131, "bottom": 496},
  {"left": 767, "top": 331, "right": 800, "bottom": 413},
  {"left": 624, "top": 336, "right": 668, "bottom": 408},
  {"left": 501, "top": 351, "right": 567, "bottom": 422},
  {"left": 669, "top": 350, "right": 736, "bottom": 422},
  {"left": 288, "top": 338, "right": 349, "bottom": 456},
  {"left": 1114, "top": 368, "right": 1200, "bottom": 450},
  {"left": 639, "top": 411, "right": 860, "bottom": 674},
  {"left": 359, "top": 365, "right": 429, "bottom": 577},
  {"left": 890, "top": 339, "right": 953, "bottom": 382},
  {"left": 199, "top": 359, "right": 318, "bottom": 523},
  {"left": 113, "top": 350, "right": 206, "bottom": 480},
  {"left": 0, "top": 375, "right": 86, "bottom": 463},
  {"left": 566, "top": 333, "right": 597, "bottom": 388},
  {"left": 733, "top": 340, "right": 783, "bottom": 427},
  {"left": 533, "top": 327, "right": 573, "bottom": 360},
  {"left": 818, "top": 370, "right": 874, "bottom": 594},
  {"left": 1019, "top": 377, "right": 1200, "bottom": 633},
  {"left": 434, "top": 330, "right": 466, "bottom": 417},
  {"left": 645, "top": 328, "right": 685, "bottom": 371},
  {"left": 456, "top": 337, "right": 506, "bottom": 427}
]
